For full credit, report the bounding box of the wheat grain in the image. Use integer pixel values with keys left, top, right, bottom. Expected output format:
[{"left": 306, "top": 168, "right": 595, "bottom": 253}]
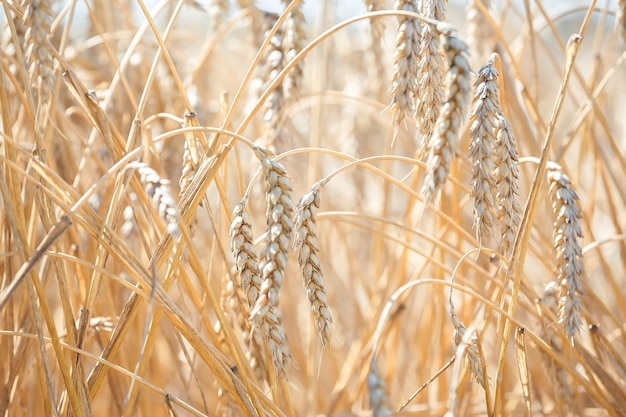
[
  {"left": 494, "top": 114, "right": 520, "bottom": 256},
  {"left": 415, "top": 0, "right": 446, "bottom": 152},
  {"left": 137, "top": 164, "right": 181, "bottom": 237},
  {"left": 390, "top": 0, "right": 421, "bottom": 131},
  {"left": 421, "top": 26, "right": 471, "bottom": 203},
  {"left": 293, "top": 184, "right": 333, "bottom": 346},
  {"left": 468, "top": 61, "right": 500, "bottom": 244},
  {"left": 368, "top": 358, "right": 393, "bottom": 417},
  {"left": 547, "top": 164, "right": 585, "bottom": 341},
  {"left": 281, "top": 0, "right": 306, "bottom": 103}
]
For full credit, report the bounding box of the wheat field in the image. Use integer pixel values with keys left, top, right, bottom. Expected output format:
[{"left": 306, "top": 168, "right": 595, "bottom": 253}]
[{"left": 1, "top": 0, "right": 626, "bottom": 416}]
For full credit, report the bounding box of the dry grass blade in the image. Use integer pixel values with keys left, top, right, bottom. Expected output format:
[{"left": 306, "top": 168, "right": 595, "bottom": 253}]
[
  {"left": 421, "top": 25, "right": 471, "bottom": 203},
  {"left": 514, "top": 327, "right": 533, "bottom": 415},
  {"left": 547, "top": 164, "right": 585, "bottom": 341},
  {"left": 293, "top": 184, "right": 333, "bottom": 346},
  {"left": 539, "top": 281, "right": 575, "bottom": 411},
  {"left": 468, "top": 60, "right": 500, "bottom": 243}
]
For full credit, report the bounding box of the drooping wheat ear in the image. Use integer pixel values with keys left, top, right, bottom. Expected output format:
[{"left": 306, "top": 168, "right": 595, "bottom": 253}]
[
  {"left": 466, "top": 0, "right": 495, "bottom": 63},
  {"left": 421, "top": 26, "right": 471, "bottom": 203},
  {"left": 259, "top": 13, "right": 286, "bottom": 150},
  {"left": 249, "top": 146, "right": 293, "bottom": 319},
  {"left": 468, "top": 60, "right": 501, "bottom": 244},
  {"left": 367, "top": 358, "right": 393, "bottom": 417},
  {"left": 547, "top": 164, "right": 585, "bottom": 341},
  {"left": 230, "top": 198, "right": 263, "bottom": 308},
  {"left": 449, "top": 288, "right": 485, "bottom": 387},
  {"left": 494, "top": 114, "right": 520, "bottom": 257},
  {"left": 390, "top": 0, "right": 422, "bottom": 131},
  {"left": 23, "top": 0, "right": 55, "bottom": 111},
  {"left": 540, "top": 281, "right": 575, "bottom": 409},
  {"left": 281, "top": 0, "right": 306, "bottom": 103},
  {"left": 245, "top": 146, "right": 293, "bottom": 374},
  {"left": 415, "top": 0, "right": 446, "bottom": 153},
  {"left": 293, "top": 184, "right": 333, "bottom": 346},
  {"left": 137, "top": 164, "right": 181, "bottom": 237}
]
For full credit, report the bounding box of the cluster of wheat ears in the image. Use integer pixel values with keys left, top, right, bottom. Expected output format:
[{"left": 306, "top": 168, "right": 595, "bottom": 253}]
[{"left": 1, "top": 0, "right": 626, "bottom": 416}]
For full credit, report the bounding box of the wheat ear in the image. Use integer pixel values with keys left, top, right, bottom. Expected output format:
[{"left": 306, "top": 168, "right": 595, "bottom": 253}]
[
  {"left": 230, "top": 198, "right": 263, "bottom": 308},
  {"left": 137, "top": 164, "right": 181, "bottom": 237},
  {"left": 259, "top": 13, "right": 286, "bottom": 150},
  {"left": 24, "top": 0, "right": 55, "bottom": 112},
  {"left": 248, "top": 146, "right": 293, "bottom": 374},
  {"left": 547, "top": 164, "right": 585, "bottom": 341},
  {"left": 494, "top": 114, "right": 520, "bottom": 256},
  {"left": 281, "top": 0, "right": 306, "bottom": 103},
  {"left": 468, "top": 60, "right": 500, "bottom": 244},
  {"left": 390, "top": 0, "right": 421, "bottom": 131},
  {"left": 367, "top": 358, "right": 393, "bottom": 417},
  {"left": 415, "top": 0, "right": 446, "bottom": 151},
  {"left": 293, "top": 184, "right": 333, "bottom": 346},
  {"left": 421, "top": 26, "right": 471, "bottom": 203},
  {"left": 448, "top": 294, "right": 485, "bottom": 387},
  {"left": 466, "top": 0, "right": 495, "bottom": 63}
]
